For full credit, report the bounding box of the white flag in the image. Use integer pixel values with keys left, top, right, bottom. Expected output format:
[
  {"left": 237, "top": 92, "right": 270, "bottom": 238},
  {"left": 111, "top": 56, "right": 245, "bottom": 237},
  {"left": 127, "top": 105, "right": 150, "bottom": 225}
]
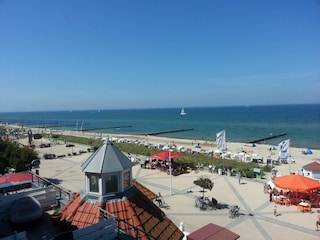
[
  {"left": 216, "top": 130, "right": 226, "bottom": 150},
  {"left": 278, "top": 139, "right": 290, "bottom": 160}
]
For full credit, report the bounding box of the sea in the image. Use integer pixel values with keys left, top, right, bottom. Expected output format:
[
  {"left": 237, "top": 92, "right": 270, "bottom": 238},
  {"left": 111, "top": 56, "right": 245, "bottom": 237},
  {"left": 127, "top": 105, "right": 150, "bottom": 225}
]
[{"left": 0, "top": 104, "right": 319, "bottom": 149}]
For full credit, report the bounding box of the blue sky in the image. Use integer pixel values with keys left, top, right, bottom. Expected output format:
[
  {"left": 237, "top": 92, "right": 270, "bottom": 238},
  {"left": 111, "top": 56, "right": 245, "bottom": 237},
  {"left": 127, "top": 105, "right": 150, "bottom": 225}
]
[{"left": 1, "top": 0, "right": 319, "bottom": 112}]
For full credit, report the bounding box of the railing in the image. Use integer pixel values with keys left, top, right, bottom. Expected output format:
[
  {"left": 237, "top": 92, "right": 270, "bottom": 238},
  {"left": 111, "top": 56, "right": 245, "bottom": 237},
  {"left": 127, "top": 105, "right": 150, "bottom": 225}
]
[
  {"left": 0, "top": 171, "right": 73, "bottom": 203},
  {"left": 29, "top": 170, "right": 73, "bottom": 201}
]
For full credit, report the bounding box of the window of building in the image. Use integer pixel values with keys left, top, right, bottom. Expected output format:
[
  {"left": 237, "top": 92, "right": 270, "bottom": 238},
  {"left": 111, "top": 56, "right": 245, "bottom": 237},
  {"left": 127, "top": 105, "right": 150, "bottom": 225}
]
[
  {"left": 123, "top": 171, "right": 130, "bottom": 189},
  {"left": 105, "top": 175, "right": 118, "bottom": 193},
  {"left": 89, "top": 175, "right": 99, "bottom": 193}
]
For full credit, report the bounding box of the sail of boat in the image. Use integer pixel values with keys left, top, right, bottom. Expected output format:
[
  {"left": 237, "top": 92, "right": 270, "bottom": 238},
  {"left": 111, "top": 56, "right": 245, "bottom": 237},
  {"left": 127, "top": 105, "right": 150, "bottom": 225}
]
[{"left": 180, "top": 108, "right": 187, "bottom": 115}]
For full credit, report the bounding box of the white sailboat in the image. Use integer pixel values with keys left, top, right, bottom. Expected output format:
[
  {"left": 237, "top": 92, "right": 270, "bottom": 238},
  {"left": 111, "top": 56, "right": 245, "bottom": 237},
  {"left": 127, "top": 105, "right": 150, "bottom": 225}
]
[{"left": 180, "top": 108, "right": 187, "bottom": 115}]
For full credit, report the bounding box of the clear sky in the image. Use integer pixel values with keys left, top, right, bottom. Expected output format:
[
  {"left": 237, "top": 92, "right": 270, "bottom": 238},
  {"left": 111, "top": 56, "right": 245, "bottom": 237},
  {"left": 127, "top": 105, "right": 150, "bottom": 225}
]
[{"left": 1, "top": 0, "right": 319, "bottom": 112}]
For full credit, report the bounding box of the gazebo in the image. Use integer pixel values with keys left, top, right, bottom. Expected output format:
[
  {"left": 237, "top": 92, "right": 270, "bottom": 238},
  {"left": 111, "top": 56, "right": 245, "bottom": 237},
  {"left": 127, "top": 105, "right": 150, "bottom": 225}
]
[{"left": 81, "top": 139, "right": 135, "bottom": 200}]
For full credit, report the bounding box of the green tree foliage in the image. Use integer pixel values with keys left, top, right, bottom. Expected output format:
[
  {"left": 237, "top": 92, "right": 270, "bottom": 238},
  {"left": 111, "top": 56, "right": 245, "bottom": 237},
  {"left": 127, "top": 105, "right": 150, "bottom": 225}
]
[
  {"left": 0, "top": 139, "right": 39, "bottom": 174},
  {"left": 193, "top": 176, "right": 214, "bottom": 198}
]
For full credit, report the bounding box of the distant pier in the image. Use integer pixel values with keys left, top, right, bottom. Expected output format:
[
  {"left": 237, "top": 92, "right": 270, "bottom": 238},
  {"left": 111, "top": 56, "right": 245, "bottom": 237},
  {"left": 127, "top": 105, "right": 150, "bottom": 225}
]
[
  {"left": 38, "top": 123, "right": 90, "bottom": 129},
  {"left": 81, "top": 125, "right": 132, "bottom": 132},
  {"left": 146, "top": 128, "right": 194, "bottom": 136},
  {"left": 248, "top": 132, "right": 287, "bottom": 143}
]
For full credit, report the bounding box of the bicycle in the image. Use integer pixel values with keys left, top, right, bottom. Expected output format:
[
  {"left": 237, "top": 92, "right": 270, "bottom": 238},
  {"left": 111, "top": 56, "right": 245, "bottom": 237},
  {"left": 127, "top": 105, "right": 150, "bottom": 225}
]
[
  {"left": 229, "top": 205, "right": 240, "bottom": 218},
  {"left": 195, "top": 196, "right": 217, "bottom": 210},
  {"left": 195, "top": 197, "right": 208, "bottom": 210},
  {"left": 154, "top": 195, "right": 170, "bottom": 209}
]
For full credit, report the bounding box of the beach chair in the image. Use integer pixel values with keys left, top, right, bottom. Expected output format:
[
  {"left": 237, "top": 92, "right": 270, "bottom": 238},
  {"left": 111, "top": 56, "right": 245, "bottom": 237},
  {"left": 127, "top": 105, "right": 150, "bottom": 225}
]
[
  {"left": 283, "top": 198, "right": 291, "bottom": 206},
  {"left": 297, "top": 202, "right": 311, "bottom": 212},
  {"left": 274, "top": 197, "right": 282, "bottom": 204}
]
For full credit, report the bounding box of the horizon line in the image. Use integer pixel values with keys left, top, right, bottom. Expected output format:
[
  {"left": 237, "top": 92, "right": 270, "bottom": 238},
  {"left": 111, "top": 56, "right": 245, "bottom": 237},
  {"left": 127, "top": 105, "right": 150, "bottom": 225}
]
[{"left": 0, "top": 103, "right": 319, "bottom": 114}]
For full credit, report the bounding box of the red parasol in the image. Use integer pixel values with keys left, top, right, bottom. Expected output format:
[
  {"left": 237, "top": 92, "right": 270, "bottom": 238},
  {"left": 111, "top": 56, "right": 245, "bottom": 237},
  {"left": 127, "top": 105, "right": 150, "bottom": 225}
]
[
  {"left": 274, "top": 174, "right": 320, "bottom": 192},
  {"left": 149, "top": 151, "right": 183, "bottom": 161}
]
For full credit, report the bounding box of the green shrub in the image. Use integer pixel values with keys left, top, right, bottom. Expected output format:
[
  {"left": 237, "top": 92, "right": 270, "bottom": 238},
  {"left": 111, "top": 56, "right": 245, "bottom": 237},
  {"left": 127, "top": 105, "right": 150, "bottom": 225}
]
[
  {"left": 241, "top": 168, "right": 255, "bottom": 178},
  {"left": 34, "top": 133, "right": 42, "bottom": 139},
  {"left": 262, "top": 165, "right": 272, "bottom": 172}
]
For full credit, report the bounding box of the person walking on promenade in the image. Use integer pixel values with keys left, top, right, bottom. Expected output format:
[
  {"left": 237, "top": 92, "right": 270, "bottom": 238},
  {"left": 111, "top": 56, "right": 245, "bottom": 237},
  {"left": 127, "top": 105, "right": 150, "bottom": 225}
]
[
  {"left": 316, "top": 210, "right": 320, "bottom": 231},
  {"left": 237, "top": 172, "right": 242, "bottom": 185},
  {"left": 269, "top": 186, "right": 273, "bottom": 202},
  {"left": 156, "top": 192, "right": 163, "bottom": 206}
]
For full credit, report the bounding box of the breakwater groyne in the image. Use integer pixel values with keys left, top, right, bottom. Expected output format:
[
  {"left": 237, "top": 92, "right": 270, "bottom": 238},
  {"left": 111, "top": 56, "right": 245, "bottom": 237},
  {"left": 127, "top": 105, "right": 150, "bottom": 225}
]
[
  {"left": 146, "top": 128, "right": 194, "bottom": 136},
  {"left": 81, "top": 125, "right": 132, "bottom": 132},
  {"left": 248, "top": 132, "right": 287, "bottom": 143}
]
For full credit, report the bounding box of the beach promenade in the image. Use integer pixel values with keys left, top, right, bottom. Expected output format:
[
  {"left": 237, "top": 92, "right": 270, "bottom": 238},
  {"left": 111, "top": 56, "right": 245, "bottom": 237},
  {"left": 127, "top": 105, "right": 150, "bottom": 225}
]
[{"left": 29, "top": 137, "right": 320, "bottom": 240}]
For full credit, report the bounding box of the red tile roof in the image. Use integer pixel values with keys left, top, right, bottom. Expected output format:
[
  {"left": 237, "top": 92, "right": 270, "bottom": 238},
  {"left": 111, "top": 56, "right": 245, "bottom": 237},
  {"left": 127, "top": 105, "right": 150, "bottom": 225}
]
[
  {"left": 187, "top": 223, "right": 240, "bottom": 240},
  {"left": 303, "top": 161, "right": 320, "bottom": 171},
  {"left": 133, "top": 179, "right": 158, "bottom": 200},
  {"left": 60, "top": 182, "right": 184, "bottom": 240}
]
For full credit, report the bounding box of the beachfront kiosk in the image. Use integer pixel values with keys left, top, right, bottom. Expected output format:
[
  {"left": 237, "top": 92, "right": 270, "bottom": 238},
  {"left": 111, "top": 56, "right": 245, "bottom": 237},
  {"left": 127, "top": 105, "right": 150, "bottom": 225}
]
[{"left": 81, "top": 140, "right": 134, "bottom": 201}]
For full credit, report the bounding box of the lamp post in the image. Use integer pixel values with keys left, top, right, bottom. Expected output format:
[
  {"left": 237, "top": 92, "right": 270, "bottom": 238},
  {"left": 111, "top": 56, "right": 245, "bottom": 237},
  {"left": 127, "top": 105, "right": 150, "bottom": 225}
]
[
  {"left": 289, "top": 155, "right": 292, "bottom": 174},
  {"left": 169, "top": 148, "right": 172, "bottom": 196}
]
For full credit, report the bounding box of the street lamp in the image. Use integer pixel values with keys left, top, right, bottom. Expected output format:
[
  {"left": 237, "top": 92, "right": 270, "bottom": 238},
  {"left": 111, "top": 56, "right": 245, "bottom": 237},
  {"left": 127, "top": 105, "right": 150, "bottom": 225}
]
[{"left": 169, "top": 148, "right": 173, "bottom": 195}]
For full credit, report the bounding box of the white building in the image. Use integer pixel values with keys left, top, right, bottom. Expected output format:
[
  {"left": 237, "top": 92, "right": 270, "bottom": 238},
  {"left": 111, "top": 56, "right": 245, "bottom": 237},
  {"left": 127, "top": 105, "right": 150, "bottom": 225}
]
[{"left": 302, "top": 161, "right": 320, "bottom": 179}]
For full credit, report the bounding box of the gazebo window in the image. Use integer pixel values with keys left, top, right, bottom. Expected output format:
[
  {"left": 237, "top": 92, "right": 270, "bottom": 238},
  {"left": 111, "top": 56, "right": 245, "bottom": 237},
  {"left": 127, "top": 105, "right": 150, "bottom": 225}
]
[
  {"left": 105, "top": 175, "right": 118, "bottom": 193},
  {"left": 123, "top": 171, "right": 130, "bottom": 189},
  {"left": 89, "top": 175, "right": 99, "bottom": 193}
]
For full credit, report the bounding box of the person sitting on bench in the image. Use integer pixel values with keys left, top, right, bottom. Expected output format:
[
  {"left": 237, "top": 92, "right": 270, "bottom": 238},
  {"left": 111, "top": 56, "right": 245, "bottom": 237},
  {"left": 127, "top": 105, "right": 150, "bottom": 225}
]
[{"left": 211, "top": 197, "right": 218, "bottom": 207}]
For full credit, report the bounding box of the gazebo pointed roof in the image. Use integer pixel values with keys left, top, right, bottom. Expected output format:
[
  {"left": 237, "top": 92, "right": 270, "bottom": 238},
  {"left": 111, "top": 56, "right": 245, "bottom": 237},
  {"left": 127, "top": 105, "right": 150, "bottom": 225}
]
[{"left": 81, "top": 140, "right": 134, "bottom": 174}]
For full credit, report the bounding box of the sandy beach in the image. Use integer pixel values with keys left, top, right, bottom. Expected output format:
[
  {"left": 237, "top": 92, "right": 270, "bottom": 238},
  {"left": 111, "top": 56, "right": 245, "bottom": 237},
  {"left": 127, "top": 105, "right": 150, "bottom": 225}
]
[{"left": 4, "top": 123, "right": 320, "bottom": 182}]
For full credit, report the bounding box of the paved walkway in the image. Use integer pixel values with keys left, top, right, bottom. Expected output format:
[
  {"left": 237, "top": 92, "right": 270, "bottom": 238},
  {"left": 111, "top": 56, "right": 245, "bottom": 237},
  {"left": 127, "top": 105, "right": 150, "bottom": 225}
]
[{"left": 133, "top": 167, "right": 320, "bottom": 240}]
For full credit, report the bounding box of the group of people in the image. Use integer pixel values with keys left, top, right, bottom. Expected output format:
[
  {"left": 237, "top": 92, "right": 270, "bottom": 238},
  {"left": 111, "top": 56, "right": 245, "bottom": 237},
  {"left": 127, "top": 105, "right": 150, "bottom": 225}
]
[{"left": 264, "top": 183, "right": 320, "bottom": 230}]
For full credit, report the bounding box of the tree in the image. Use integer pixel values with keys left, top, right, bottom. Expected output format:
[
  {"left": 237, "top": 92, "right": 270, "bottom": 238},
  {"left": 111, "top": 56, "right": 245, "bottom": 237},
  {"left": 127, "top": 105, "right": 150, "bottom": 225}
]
[
  {"left": 0, "top": 139, "right": 38, "bottom": 174},
  {"left": 193, "top": 176, "right": 214, "bottom": 198}
]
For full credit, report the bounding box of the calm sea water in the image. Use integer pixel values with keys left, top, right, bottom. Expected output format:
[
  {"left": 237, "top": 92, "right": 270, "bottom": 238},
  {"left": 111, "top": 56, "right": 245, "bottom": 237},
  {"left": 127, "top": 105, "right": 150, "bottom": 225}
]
[{"left": 1, "top": 104, "right": 319, "bottom": 149}]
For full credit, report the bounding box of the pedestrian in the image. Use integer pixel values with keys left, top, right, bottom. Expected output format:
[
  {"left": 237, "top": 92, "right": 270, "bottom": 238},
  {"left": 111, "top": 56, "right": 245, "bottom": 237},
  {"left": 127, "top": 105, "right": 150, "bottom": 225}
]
[
  {"left": 273, "top": 204, "right": 277, "bottom": 217},
  {"left": 179, "top": 222, "right": 185, "bottom": 232},
  {"left": 269, "top": 186, "right": 273, "bottom": 202},
  {"left": 237, "top": 172, "right": 241, "bottom": 185},
  {"left": 316, "top": 210, "right": 320, "bottom": 231},
  {"left": 156, "top": 192, "right": 163, "bottom": 206}
]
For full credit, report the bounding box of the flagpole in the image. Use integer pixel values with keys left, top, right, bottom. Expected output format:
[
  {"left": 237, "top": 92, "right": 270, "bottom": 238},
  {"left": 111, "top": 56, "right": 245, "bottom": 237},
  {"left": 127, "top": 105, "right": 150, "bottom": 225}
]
[
  {"left": 288, "top": 140, "right": 291, "bottom": 174},
  {"left": 289, "top": 155, "right": 292, "bottom": 174}
]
